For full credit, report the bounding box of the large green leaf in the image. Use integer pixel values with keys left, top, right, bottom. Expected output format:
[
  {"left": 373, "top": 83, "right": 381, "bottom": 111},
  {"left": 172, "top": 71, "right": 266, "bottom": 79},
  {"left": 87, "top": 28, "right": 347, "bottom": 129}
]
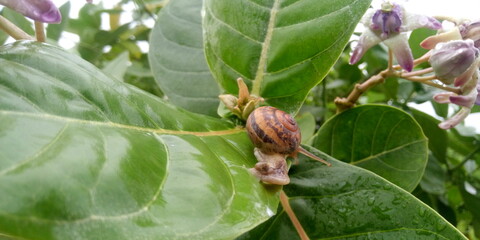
[
  {"left": 238, "top": 149, "right": 467, "bottom": 239},
  {"left": 410, "top": 108, "right": 448, "bottom": 163},
  {"left": 312, "top": 105, "right": 428, "bottom": 192},
  {"left": 0, "top": 41, "right": 278, "bottom": 239},
  {"left": 149, "top": 0, "right": 220, "bottom": 117},
  {"left": 203, "top": 0, "right": 372, "bottom": 114}
]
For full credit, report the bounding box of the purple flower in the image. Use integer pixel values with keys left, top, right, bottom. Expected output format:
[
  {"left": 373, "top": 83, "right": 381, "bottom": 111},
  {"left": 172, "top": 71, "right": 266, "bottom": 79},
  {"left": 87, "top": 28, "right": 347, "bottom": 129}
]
[
  {"left": 371, "top": 3, "right": 402, "bottom": 39},
  {"left": 429, "top": 40, "right": 479, "bottom": 84},
  {"left": 350, "top": 2, "right": 441, "bottom": 72},
  {"left": 0, "top": 0, "right": 61, "bottom": 23}
]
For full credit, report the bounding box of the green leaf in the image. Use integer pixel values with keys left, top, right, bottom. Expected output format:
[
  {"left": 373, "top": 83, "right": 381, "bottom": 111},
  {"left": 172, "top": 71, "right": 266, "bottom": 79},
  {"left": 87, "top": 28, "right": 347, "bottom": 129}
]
[
  {"left": 419, "top": 155, "right": 447, "bottom": 195},
  {"left": 149, "top": 0, "right": 220, "bottom": 117},
  {"left": 0, "top": 26, "right": 8, "bottom": 45},
  {"left": 239, "top": 148, "right": 467, "bottom": 240},
  {"left": 102, "top": 51, "right": 130, "bottom": 81},
  {"left": 203, "top": 0, "right": 372, "bottom": 114},
  {"left": 409, "top": 28, "right": 436, "bottom": 60},
  {"left": 410, "top": 108, "right": 448, "bottom": 163},
  {"left": 312, "top": 105, "right": 428, "bottom": 192},
  {"left": 295, "top": 112, "right": 316, "bottom": 145},
  {"left": 0, "top": 41, "right": 278, "bottom": 239},
  {"left": 46, "top": 1, "right": 71, "bottom": 42}
]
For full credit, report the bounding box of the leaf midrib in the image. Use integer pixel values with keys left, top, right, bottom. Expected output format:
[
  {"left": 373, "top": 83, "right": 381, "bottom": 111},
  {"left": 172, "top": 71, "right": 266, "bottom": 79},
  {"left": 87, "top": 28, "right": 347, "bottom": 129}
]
[
  {"left": 251, "top": 0, "right": 280, "bottom": 96},
  {"left": 0, "top": 110, "right": 243, "bottom": 136}
]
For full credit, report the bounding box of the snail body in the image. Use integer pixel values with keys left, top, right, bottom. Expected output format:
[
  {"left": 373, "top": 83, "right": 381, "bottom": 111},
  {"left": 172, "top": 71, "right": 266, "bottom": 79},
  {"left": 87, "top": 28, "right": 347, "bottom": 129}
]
[{"left": 246, "top": 106, "right": 330, "bottom": 185}]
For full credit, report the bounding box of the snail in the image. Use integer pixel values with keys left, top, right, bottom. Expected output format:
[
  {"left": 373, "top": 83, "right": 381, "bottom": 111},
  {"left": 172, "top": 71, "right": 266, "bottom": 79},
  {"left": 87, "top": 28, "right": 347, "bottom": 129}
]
[{"left": 246, "top": 106, "right": 331, "bottom": 185}]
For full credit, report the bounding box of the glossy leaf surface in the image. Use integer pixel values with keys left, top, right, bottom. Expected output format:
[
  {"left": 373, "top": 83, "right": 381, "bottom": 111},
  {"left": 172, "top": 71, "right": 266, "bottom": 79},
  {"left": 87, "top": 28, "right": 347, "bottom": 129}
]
[
  {"left": 203, "top": 0, "right": 372, "bottom": 114},
  {"left": 0, "top": 41, "right": 278, "bottom": 240},
  {"left": 238, "top": 148, "right": 467, "bottom": 240},
  {"left": 149, "top": 0, "right": 220, "bottom": 116},
  {"left": 312, "top": 105, "right": 428, "bottom": 192}
]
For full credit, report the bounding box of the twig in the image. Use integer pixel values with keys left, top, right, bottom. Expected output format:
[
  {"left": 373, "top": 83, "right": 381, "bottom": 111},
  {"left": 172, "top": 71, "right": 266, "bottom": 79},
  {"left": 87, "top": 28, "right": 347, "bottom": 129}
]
[
  {"left": 387, "top": 49, "right": 394, "bottom": 72},
  {"left": 280, "top": 190, "right": 310, "bottom": 240},
  {"left": 34, "top": 21, "right": 46, "bottom": 42},
  {"left": 0, "top": 15, "right": 34, "bottom": 40},
  {"left": 402, "top": 75, "right": 437, "bottom": 82},
  {"left": 405, "top": 77, "right": 462, "bottom": 94},
  {"left": 401, "top": 67, "right": 433, "bottom": 78},
  {"left": 335, "top": 70, "right": 390, "bottom": 112}
]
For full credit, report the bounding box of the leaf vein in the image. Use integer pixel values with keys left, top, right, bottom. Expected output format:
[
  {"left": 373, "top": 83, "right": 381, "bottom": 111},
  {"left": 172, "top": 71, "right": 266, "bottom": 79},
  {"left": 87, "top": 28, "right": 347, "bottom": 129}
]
[{"left": 0, "top": 110, "right": 243, "bottom": 136}]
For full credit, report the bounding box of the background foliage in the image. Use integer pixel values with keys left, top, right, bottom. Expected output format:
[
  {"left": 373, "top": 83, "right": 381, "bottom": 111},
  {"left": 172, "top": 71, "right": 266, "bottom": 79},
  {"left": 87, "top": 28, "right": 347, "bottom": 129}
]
[{"left": 0, "top": 0, "right": 479, "bottom": 239}]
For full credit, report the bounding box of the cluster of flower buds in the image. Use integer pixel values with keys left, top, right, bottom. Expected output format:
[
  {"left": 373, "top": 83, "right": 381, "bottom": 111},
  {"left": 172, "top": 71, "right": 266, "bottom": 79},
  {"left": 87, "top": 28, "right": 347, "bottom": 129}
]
[
  {"left": 350, "top": 1, "right": 480, "bottom": 129},
  {"left": 219, "top": 78, "right": 264, "bottom": 120},
  {"left": 422, "top": 22, "right": 480, "bottom": 129}
]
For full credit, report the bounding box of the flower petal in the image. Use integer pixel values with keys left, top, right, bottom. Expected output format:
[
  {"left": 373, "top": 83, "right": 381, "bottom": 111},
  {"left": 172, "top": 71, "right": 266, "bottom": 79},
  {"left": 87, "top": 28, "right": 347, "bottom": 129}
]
[
  {"left": 438, "top": 107, "right": 471, "bottom": 129},
  {"left": 383, "top": 33, "right": 414, "bottom": 71},
  {"left": 0, "top": 0, "right": 61, "bottom": 23},
  {"left": 449, "top": 89, "right": 477, "bottom": 108},
  {"left": 402, "top": 13, "right": 442, "bottom": 32},
  {"left": 433, "top": 92, "right": 455, "bottom": 104},
  {"left": 461, "top": 69, "right": 479, "bottom": 93},
  {"left": 454, "top": 58, "right": 479, "bottom": 87},
  {"left": 349, "top": 29, "right": 382, "bottom": 65},
  {"left": 420, "top": 27, "right": 463, "bottom": 49}
]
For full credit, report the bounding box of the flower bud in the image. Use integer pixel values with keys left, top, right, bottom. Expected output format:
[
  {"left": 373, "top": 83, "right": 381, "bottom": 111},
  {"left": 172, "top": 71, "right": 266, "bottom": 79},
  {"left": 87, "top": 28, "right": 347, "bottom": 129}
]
[
  {"left": 460, "top": 21, "right": 480, "bottom": 48},
  {"left": 0, "top": 0, "right": 61, "bottom": 23},
  {"left": 429, "top": 40, "right": 479, "bottom": 84}
]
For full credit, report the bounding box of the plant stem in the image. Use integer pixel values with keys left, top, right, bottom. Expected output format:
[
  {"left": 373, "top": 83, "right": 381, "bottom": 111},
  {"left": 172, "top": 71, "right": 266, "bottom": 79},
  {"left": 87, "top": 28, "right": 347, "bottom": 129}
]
[
  {"left": 401, "top": 67, "right": 433, "bottom": 78},
  {"left": 34, "top": 21, "right": 46, "bottom": 42},
  {"left": 0, "top": 15, "right": 34, "bottom": 40},
  {"left": 388, "top": 49, "right": 394, "bottom": 72},
  {"left": 404, "top": 77, "right": 462, "bottom": 94},
  {"left": 335, "top": 69, "right": 390, "bottom": 112},
  {"left": 402, "top": 76, "right": 437, "bottom": 82},
  {"left": 280, "top": 190, "right": 310, "bottom": 240}
]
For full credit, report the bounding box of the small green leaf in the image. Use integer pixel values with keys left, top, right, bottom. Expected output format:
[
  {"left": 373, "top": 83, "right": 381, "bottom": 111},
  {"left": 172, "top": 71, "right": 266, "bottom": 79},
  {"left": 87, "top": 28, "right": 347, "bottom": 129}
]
[
  {"left": 149, "top": 0, "right": 220, "bottom": 116},
  {"left": 0, "top": 41, "right": 278, "bottom": 239},
  {"left": 313, "top": 105, "right": 428, "bottom": 192},
  {"left": 203, "top": 0, "right": 372, "bottom": 114},
  {"left": 239, "top": 148, "right": 467, "bottom": 240},
  {"left": 102, "top": 51, "right": 130, "bottom": 81}
]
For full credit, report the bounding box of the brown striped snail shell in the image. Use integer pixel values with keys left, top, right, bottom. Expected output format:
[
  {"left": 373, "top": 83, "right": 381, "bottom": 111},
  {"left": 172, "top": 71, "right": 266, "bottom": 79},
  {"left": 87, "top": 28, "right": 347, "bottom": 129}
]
[
  {"left": 246, "top": 106, "right": 301, "bottom": 156},
  {"left": 246, "top": 106, "right": 330, "bottom": 185}
]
